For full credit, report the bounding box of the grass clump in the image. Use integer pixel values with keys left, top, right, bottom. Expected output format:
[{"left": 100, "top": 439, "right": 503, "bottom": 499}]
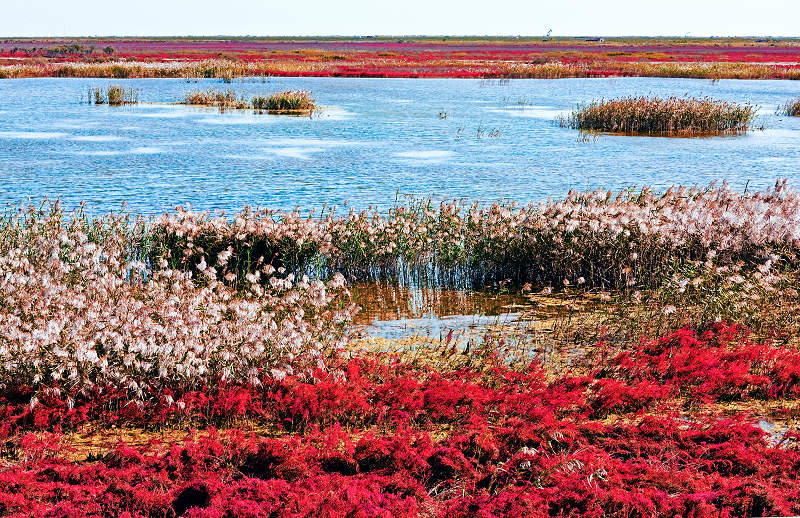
[
  {"left": 781, "top": 96, "right": 800, "bottom": 116},
  {"left": 89, "top": 85, "right": 138, "bottom": 105},
  {"left": 559, "top": 96, "right": 756, "bottom": 135},
  {"left": 183, "top": 88, "right": 315, "bottom": 114},
  {"left": 252, "top": 90, "right": 315, "bottom": 112},
  {"left": 183, "top": 88, "right": 250, "bottom": 110}
]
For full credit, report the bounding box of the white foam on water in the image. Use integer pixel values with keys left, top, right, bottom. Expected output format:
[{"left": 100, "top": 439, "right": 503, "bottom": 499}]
[
  {"left": 486, "top": 106, "right": 568, "bottom": 119},
  {"left": 130, "top": 147, "right": 164, "bottom": 154},
  {"left": 0, "top": 131, "right": 67, "bottom": 139},
  {"left": 197, "top": 114, "right": 275, "bottom": 125},
  {"left": 262, "top": 147, "right": 325, "bottom": 160},
  {"left": 316, "top": 106, "right": 355, "bottom": 120},
  {"left": 70, "top": 135, "right": 124, "bottom": 142},
  {"left": 122, "top": 110, "right": 193, "bottom": 119},
  {"left": 51, "top": 122, "right": 95, "bottom": 130}
]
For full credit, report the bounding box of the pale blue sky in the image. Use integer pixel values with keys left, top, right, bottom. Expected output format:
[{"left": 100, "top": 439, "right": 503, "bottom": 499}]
[{"left": 2, "top": 0, "right": 798, "bottom": 37}]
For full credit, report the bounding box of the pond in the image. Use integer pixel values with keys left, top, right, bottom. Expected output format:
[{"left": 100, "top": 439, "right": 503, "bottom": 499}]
[{"left": 0, "top": 76, "right": 799, "bottom": 214}]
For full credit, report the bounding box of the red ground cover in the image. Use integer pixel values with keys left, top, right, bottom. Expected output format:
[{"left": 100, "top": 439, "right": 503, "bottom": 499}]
[
  {"left": 1, "top": 324, "right": 799, "bottom": 517},
  {"left": 3, "top": 38, "right": 800, "bottom": 63},
  {"left": 2, "top": 38, "right": 800, "bottom": 78}
]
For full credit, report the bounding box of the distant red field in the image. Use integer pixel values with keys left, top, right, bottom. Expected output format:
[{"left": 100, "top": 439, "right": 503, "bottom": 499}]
[{"left": 1, "top": 37, "right": 800, "bottom": 78}]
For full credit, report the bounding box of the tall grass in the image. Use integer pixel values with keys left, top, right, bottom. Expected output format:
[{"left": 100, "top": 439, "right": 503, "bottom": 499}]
[
  {"left": 150, "top": 181, "right": 800, "bottom": 293},
  {"left": 252, "top": 90, "right": 315, "bottom": 112},
  {"left": 559, "top": 96, "right": 757, "bottom": 135},
  {"left": 88, "top": 85, "right": 138, "bottom": 105},
  {"left": 3, "top": 59, "right": 800, "bottom": 80},
  {"left": 184, "top": 88, "right": 315, "bottom": 113},
  {"left": 183, "top": 88, "right": 250, "bottom": 110},
  {"left": 781, "top": 96, "right": 800, "bottom": 116}
]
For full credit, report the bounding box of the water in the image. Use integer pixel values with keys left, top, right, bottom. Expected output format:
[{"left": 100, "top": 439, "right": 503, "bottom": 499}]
[{"left": 1, "top": 76, "right": 799, "bottom": 214}]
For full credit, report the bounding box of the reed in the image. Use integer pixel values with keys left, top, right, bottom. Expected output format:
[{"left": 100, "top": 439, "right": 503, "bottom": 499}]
[
  {"left": 89, "top": 85, "right": 138, "bottom": 105},
  {"left": 183, "top": 88, "right": 315, "bottom": 113},
  {"left": 559, "top": 96, "right": 757, "bottom": 135},
  {"left": 182, "top": 88, "right": 250, "bottom": 110},
  {"left": 782, "top": 96, "right": 800, "bottom": 116},
  {"left": 252, "top": 90, "right": 315, "bottom": 112},
  {"left": 3, "top": 58, "right": 799, "bottom": 80},
  {"left": 150, "top": 180, "right": 799, "bottom": 294}
]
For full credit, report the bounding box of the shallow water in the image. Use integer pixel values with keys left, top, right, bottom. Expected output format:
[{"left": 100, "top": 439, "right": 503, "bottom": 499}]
[
  {"left": 1, "top": 77, "right": 799, "bottom": 214},
  {"left": 351, "top": 281, "right": 529, "bottom": 339}
]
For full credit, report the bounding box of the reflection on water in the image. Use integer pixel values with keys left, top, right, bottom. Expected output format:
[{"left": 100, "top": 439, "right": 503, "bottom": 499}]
[
  {"left": 352, "top": 281, "right": 529, "bottom": 324},
  {"left": 352, "top": 281, "right": 534, "bottom": 340},
  {"left": 350, "top": 281, "right": 594, "bottom": 372}
]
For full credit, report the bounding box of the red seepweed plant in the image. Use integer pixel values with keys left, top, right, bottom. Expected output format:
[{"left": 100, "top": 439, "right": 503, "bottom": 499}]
[{"left": 1, "top": 324, "right": 799, "bottom": 517}]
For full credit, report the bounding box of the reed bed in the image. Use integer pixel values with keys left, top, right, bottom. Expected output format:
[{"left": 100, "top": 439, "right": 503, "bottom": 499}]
[
  {"left": 782, "top": 96, "right": 800, "bottom": 116},
  {"left": 559, "top": 96, "right": 757, "bottom": 135},
  {"left": 2, "top": 182, "right": 798, "bottom": 401},
  {"left": 2, "top": 59, "right": 800, "bottom": 80},
  {"left": 183, "top": 88, "right": 250, "bottom": 110},
  {"left": 183, "top": 88, "right": 315, "bottom": 113},
  {"left": 0, "top": 204, "right": 354, "bottom": 400},
  {"left": 152, "top": 180, "right": 800, "bottom": 292},
  {"left": 252, "top": 90, "right": 315, "bottom": 112},
  {"left": 88, "top": 84, "right": 138, "bottom": 105}
]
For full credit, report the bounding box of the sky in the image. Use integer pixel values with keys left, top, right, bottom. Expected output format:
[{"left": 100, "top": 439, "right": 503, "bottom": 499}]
[{"left": 2, "top": 0, "right": 798, "bottom": 38}]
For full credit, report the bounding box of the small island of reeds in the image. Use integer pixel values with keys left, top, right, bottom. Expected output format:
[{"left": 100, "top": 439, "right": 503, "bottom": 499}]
[
  {"left": 559, "top": 96, "right": 757, "bottom": 135},
  {"left": 782, "top": 96, "right": 800, "bottom": 116},
  {"left": 182, "top": 88, "right": 315, "bottom": 114},
  {"left": 88, "top": 85, "right": 138, "bottom": 105}
]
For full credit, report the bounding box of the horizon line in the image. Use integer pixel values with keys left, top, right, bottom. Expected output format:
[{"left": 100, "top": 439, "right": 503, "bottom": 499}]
[{"left": 2, "top": 34, "right": 799, "bottom": 39}]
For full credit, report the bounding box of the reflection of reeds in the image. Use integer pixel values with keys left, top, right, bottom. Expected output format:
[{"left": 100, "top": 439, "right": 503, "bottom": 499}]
[
  {"left": 558, "top": 96, "right": 756, "bottom": 135},
  {"left": 89, "top": 85, "right": 138, "bottom": 105},
  {"left": 782, "top": 97, "right": 800, "bottom": 116}
]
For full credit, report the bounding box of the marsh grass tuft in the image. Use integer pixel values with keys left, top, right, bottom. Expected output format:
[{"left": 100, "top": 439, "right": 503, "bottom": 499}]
[
  {"left": 183, "top": 88, "right": 250, "bottom": 110},
  {"left": 252, "top": 90, "right": 315, "bottom": 113},
  {"left": 89, "top": 85, "right": 138, "bottom": 105},
  {"left": 559, "top": 96, "right": 757, "bottom": 135},
  {"left": 183, "top": 88, "right": 315, "bottom": 114},
  {"left": 781, "top": 96, "right": 800, "bottom": 116}
]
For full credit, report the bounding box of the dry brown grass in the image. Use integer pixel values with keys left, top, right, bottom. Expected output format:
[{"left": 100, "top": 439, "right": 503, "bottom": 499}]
[
  {"left": 559, "top": 96, "right": 757, "bottom": 135},
  {"left": 182, "top": 88, "right": 315, "bottom": 113},
  {"left": 89, "top": 85, "right": 138, "bottom": 105},
  {"left": 182, "top": 88, "right": 249, "bottom": 110},
  {"left": 782, "top": 96, "right": 800, "bottom": 116},
  {"left": 252, "top": 90, "right": 315, "bottom": 112}
]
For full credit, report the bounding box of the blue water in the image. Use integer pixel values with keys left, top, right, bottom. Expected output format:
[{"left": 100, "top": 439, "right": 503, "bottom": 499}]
[{"left": 1, "top": 76, "right": 799, "bottom": 214}]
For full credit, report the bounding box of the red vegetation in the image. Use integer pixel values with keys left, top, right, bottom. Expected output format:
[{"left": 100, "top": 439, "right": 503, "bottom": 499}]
[
  {"left": 2, "top": 38, "right": 800, "bottom": 78},
  {"left": 1, "top": 324, "right": 799, "bottom": 516}
]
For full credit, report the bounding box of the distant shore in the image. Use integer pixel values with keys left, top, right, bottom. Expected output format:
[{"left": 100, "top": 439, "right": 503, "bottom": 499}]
[{"left": 2, "top": 36, "right": 799, "bottom": 79}]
